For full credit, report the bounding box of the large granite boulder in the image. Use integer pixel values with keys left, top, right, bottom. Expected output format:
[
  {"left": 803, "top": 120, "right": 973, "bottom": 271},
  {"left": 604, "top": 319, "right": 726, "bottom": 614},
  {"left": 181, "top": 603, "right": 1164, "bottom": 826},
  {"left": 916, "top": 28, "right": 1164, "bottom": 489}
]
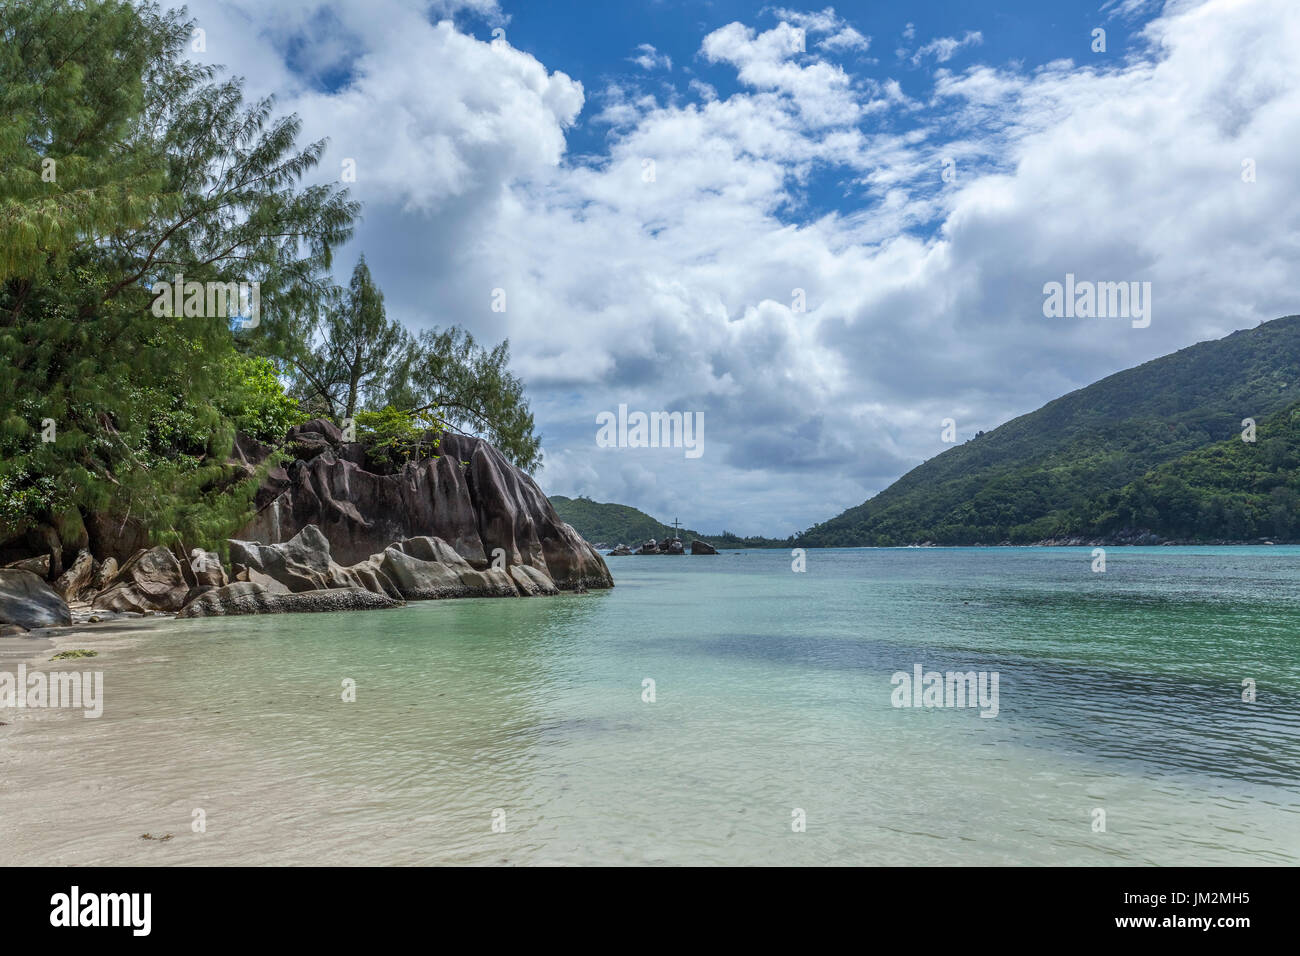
[
  {"left": 0, "top": 569, "right": 72, "bottom": 628},
  {"left": 690, "top": 540, "right": 718, "bottom": 555},
  {"left": 235, "top": 422, "right": 612, "bottom": 592},
  {"left": 230, "top": 525, "right": 340, "bottom": 592},
  {"left": 369, "top": 537, "right": 520, "bottom": 600},
  {"left": 188, "top": 549, "right": 228, "bottom": 588},
  {"left": 5, "top": 554, "right": 50, "bottom": 578},
  {"left": 510, "top": 564, "right": 561, "bottom": 596},
  {"left": 91, "top": 557, "right": 118, "bottom": 592},
  {"left": 53, "top": 549, "right": 98, "bottom": 601},
  {"left": 228, "top": 524, "right": 401, "bottom": 599},
  {"left": 91, "top": 546, "right": 189, "bottom": 613},
  {"left": 178, "top": 582, "right": 401, "bottom": 618}
]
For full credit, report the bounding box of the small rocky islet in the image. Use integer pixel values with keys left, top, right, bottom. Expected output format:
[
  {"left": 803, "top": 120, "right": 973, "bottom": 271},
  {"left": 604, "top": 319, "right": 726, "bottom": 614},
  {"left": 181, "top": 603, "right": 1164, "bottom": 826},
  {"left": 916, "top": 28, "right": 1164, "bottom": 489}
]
[
  {"left": 0, "top": 419, "right": 612, "bottom": 633},
  {"left": 603, "top": 538, "right": 716, "bottom": 556}
]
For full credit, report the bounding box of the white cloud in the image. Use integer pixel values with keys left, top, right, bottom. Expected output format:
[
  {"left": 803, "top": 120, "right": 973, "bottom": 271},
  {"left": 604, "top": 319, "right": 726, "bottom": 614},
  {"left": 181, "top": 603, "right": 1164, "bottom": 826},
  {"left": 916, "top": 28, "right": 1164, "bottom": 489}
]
[
  {"left": 769, "top": 7, "right": 842, "bottom": 33},
  {"left": 169, "top": 0, "right": 1300, "bottom": 535},
  {"left": 768, "top": 6, "right": 870, "bottom": 54},
  {"left": 689, "top": 78, "right": 718, "bottom": 102},
  {"left": 819, "top": 27, "right": 871, "bottom": 53},
  {"left": 911, "top": 30, "right": 984, "bottom": 65},
  {"left": 701, "top": 21, "right": 863, "bottom": 126},
  {"left": 628, "top": 43, "right": 672, "bottom": 71}
]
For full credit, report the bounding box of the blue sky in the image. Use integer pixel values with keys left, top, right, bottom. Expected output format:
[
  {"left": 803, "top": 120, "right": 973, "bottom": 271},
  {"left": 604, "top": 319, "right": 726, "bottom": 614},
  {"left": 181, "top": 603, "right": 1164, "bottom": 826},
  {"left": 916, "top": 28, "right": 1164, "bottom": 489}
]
[{"left": 175, "top": 0, "right": 1298, "bottom": 535}]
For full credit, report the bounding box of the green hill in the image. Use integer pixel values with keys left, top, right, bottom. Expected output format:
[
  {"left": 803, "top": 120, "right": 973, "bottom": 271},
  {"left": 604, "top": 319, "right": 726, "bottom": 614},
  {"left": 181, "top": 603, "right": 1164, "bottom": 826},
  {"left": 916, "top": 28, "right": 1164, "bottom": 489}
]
[
  {"left": 1098, "top": 399, "right": 1300, "bottom": 541},
  {"left": 549, "top": 495, "right": 787, "bottom": 549},
  {"left": 797, "top": 315, "right": 1300, "bottom": 546},
  {"left": 549, "top": 495, "right": 687, "bottom": 546}
]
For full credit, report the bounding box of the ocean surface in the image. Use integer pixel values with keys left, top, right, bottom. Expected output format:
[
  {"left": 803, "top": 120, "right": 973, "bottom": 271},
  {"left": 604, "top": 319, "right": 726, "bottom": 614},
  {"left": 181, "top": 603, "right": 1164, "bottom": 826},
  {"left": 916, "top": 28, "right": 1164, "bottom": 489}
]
[{"left": 4, "top": 546, "right": 1299, "bottom": 865}]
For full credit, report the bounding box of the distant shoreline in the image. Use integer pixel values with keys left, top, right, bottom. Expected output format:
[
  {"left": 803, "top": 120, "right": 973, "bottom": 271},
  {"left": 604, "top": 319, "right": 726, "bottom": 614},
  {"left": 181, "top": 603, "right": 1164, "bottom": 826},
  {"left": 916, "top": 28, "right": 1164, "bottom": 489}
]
[{"left": 619, "top": 539, "right": 1296, "bottom": 551}]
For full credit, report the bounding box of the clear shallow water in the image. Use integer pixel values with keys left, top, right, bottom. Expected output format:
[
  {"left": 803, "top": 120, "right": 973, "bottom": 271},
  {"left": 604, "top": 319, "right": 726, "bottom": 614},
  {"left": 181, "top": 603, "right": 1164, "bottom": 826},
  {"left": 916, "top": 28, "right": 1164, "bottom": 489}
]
[{"left": 4, "top": 546, "right": 1299, "bottom": 865}]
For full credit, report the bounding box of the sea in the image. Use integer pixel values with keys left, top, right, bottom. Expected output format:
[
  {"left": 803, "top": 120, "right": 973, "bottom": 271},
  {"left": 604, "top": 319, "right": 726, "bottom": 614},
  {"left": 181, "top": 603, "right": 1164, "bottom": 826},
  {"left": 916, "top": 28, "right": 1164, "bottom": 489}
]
[{"left": 2, "top": 546, "right": 1297, "bottom": 865}]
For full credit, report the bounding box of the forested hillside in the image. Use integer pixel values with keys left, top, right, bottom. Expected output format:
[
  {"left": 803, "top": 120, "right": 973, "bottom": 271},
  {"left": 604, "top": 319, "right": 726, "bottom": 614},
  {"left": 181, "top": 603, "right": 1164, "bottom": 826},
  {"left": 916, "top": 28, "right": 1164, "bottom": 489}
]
[
  {"left": 797, "top": 316, "right": 1300, "bottom": 546},
  {"left": 549, "top": 496, "right": 787, "bottom": 549}
]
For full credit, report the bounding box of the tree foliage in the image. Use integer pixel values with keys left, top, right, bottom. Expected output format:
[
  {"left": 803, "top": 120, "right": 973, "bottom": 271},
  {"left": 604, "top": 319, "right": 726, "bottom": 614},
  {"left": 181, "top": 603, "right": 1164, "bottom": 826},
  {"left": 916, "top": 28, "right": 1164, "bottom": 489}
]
[
  {"left": 0, "top": 0, "right": 355, "bottom": 556},
  {"left": 273, "top": 257, "right": 543, "bottom": 471}
]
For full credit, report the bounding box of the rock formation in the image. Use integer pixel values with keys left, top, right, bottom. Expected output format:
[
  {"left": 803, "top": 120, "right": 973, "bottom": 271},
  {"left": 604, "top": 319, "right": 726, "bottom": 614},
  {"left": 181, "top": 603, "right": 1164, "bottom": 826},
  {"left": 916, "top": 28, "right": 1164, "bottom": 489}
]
[
  {"left": 53, "top": 549, "right": 97, "bottom": 601},
  {"left": 178, "top": 582, "right": 402, "bottom": 618},
  {"left": 236, "top": 421, "right": 612, "bottom": 592},
  {"left": 91, "top": 546, "right": 190, "bottom": 613},
  {"left": 690, "top": 540, "right": 718, "bottom": 554},
  {"left": 228, "top": 525, "right": 398, "bottom": 597},
  {"left": 633, "top": 537, "right": 686, "bottom": 554},
  {"left": 0, "top": 420, "right": 612, "bottom": 622},
  {"left": 0, "top": 569, "right": 72, "bottom": 630},
  {"left": 5, "top": 555, "right": 50, "bottom": 578}
]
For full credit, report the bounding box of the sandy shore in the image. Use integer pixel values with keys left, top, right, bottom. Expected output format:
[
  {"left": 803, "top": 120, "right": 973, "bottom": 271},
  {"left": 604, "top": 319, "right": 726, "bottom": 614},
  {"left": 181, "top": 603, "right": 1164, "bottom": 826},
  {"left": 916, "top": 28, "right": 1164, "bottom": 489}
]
[
  {"left": 0, "top": 614, "right": 177, "bottom": 672},
  {"left": 0, "top": 610, "right": 444, "bottom": 866},
  {"left": 0, "top": 615, "right": 196, "bottom": 865}
]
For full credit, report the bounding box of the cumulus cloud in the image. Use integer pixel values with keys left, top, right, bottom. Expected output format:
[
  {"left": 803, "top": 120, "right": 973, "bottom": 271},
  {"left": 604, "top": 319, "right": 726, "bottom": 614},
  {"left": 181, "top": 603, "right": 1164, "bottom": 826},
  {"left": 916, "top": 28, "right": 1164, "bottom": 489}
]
[
  {"left": 701, "top": 21, "right": 864, "bottom": 126},
  {"left": 169, "top": 0, "right": 1300, "bottom": 535},
  {"left": 819, "top": 27, "right": 871, "bottom": 53},
  {"left": 769, "top": 6, "right": 870, "bottom": 53},
  {"left": 628, "top": 43, "right": 672, "bottom": 71}
]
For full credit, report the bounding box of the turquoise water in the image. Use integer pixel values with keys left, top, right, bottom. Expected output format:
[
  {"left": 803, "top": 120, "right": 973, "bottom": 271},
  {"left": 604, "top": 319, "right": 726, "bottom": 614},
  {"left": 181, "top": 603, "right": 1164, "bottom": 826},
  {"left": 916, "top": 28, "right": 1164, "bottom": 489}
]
[{"left": 12, "top": 547, "right": 1300, "bottom": 865}]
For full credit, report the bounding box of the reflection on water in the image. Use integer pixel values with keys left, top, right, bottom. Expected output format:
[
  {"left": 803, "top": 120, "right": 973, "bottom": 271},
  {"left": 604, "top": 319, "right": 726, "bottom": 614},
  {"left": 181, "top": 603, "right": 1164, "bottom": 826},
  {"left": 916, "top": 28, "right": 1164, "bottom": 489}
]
[{"left": 2, "top": 547, "right": 1298, "bottom": 865}]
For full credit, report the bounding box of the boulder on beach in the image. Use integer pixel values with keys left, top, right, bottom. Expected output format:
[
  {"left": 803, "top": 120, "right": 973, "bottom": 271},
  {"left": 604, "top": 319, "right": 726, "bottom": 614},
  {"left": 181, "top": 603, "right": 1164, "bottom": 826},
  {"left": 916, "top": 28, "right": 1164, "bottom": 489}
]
[
  {"left": 91, "top": 557, "right": 118, "bottom": 592},
  {"left": 368, "top": 537, "right": 521, "bottom": 600},
  {"left": 5, "top": 554, "right": 50, "bottom": 578},
  {"left": 230, "top": 525, "right": 361, "bottom": 593},
  {"left": 0, "top": 568, "right": 72, "bottom": 629},
  {"left": 54, "top": 549, "right": 98, "bottom": 601},
  {"left": 0, "top": 420, "right": 612, "bottom": 617},
  {"left": 510, "top": 564, "right": 561, "bottom": 596},
  {"left": 178, "top": 582, "right": 402, "bottom": 618},
  {"left": 690, "top": 540, "right": 718, "bottom": 555},
  {"left": 229, "top": 525, "right": 405, "bottom": 600},
  {"left": 91, "top": 546, "right": 190, "bottom": 613},
  {"left": 234, "top": 422, "right": 612, "bottom": 592},
  {"left": 188, "top": 549, "right": 228, "bottom": 589},
  {"left": 228, "top": 525, "right": 559, "bottom": 602}
]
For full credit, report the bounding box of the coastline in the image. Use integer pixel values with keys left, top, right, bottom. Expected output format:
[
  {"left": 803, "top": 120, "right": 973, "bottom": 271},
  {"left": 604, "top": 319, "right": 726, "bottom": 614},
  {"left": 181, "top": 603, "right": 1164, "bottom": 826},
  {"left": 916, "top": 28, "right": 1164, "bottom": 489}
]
[{"left": 658, "top": 540, "right": 1294, "bottom": 551}]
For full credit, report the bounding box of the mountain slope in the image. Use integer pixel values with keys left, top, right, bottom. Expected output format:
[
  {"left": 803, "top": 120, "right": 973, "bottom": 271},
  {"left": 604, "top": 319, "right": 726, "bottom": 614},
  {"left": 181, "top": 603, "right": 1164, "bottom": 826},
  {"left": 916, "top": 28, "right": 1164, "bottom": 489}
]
[
  {"left": 549, "top": 495, "right": 786, "bottom": 549},
  {"left": 549, "top": 495, "right": 694, "bottom": 546},
  {"left": 1096, "top": 398, "right": 1300, "bottom": 541},
  {"left": 798, "top": 315, "right": 1300, "bottom": 546}
]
